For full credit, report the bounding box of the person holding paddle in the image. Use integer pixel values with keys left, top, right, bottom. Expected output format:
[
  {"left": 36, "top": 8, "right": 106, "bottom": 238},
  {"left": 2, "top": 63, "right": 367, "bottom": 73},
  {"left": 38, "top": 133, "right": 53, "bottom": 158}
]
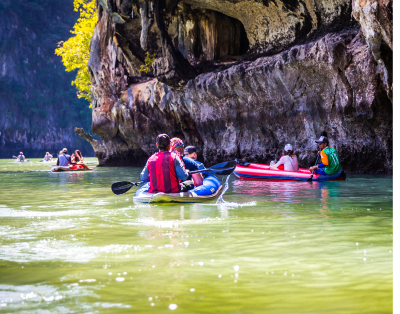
[
  {"left": 309, "top": 136, "right": 342, "bottom": 175},
  {"left": 140, "top": 134, "right": 189, "bottom": 193}
]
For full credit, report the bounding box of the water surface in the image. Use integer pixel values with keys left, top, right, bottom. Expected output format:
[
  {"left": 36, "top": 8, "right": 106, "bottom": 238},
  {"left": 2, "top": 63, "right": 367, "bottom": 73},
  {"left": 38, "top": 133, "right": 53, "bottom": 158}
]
[{"left": 0, "top": 158, "right": 393, "bottom": 313}]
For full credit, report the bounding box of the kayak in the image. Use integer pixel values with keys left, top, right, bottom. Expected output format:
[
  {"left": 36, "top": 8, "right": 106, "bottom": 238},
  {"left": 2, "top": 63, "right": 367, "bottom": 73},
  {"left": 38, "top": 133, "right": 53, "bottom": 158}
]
[
  {"left": 234, "top": 163, "right": 346, "bottom": 181},
  {"left": 133, "top": 175, "right": 223, "bottom": 203},
  {"left": 51, "top": 164, "right": 93, "bottom": 172}
]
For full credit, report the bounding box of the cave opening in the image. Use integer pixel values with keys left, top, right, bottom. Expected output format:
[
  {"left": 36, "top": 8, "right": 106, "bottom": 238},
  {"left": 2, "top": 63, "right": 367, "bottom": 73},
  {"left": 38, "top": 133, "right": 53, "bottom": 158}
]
[{"left": 170, "top": 3, "right": 249, "bottom": 72}]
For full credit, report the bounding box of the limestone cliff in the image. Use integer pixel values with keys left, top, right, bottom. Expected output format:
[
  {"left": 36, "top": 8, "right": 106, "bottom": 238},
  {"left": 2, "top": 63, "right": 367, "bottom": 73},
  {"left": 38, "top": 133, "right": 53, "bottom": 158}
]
[
  {"left": 0, "top": 0, "right": 94, "bottom": 158},
  {"left": 79, "top": 0, "right": 392, "bottom": 173}
]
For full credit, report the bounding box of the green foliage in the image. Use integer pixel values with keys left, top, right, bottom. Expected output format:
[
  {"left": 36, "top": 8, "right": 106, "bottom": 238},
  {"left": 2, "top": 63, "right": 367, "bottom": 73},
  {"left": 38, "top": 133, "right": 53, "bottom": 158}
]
[
  {"left": 55, "top": 0, "right": 97, "bottom": 103},
  {"left": 139, "top": 52, "right": 156, "bottom": 74}
]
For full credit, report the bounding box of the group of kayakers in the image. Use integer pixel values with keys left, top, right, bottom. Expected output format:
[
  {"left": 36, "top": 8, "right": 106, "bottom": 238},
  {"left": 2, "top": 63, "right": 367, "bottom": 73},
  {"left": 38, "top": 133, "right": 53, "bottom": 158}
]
[
  {"left": 14, "top": 149, "right": 87, "bottom": 168},
  {"left": 140, "top": 133, "right": 343, "bottom": 193},
  {"left": 140, "top": 134, "right": 206, "bottom": 194},
  {"left": 270, "top": 135, "right": 342, "bottom": 176}
]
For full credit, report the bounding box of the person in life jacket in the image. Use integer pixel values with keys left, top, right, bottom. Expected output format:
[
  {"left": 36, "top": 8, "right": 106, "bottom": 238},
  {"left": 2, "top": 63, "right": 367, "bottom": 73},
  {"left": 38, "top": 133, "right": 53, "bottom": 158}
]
[
  {"left": 309, "top": 136, "right": 342, "bottom": 175},
  {"left": 140, "top": 134, "right": 189, "bottom": 193},
  {"left": 57, "top": 148, "right": 72, "bottom": 167},
  {"left": 170, "top": 138, "right": 208, "bottom": 187}
]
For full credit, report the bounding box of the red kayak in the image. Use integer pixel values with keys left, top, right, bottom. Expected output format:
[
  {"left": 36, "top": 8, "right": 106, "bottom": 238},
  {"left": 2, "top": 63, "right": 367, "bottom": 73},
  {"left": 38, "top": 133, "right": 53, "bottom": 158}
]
[
  {"left": 234, "top": 163, "right": 346, "bottom": 182},
  {"left": 51, "top": 164, "right": 93, "bottom": 172}
]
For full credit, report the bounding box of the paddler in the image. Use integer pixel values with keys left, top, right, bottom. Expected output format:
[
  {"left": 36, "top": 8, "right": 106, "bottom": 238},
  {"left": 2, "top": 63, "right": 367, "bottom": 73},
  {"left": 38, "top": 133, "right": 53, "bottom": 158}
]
[
  {"left": 309, "top": 136, "right": 342, "bottom": 175},
  {"left": 57, "top": 148, "right": 72, "bottom": 167},
  {"left": 16, "top": 152, "right": 25, "bottom": 162},
  {"left": 169, "top": 139, "right": 208, "bottom": 187},
  {"left": 140, "top": 134, "right": 189, "bottom": 193},
  {"left": 183, "top": 146, "right": 197, "bottom": 160}
]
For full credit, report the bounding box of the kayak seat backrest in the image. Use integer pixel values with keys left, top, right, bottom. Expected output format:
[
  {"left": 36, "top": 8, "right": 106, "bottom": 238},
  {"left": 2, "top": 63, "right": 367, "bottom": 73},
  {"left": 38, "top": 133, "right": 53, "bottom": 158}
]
[{"left": 193, "top": 175, "right": 221, "bottom": 196}]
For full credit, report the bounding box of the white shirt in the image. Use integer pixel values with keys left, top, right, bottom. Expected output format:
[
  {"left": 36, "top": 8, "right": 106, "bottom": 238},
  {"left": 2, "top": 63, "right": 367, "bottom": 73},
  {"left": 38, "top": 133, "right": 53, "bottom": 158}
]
[{"left": 274, "top": 155, "right": 299, "bottom": 171}]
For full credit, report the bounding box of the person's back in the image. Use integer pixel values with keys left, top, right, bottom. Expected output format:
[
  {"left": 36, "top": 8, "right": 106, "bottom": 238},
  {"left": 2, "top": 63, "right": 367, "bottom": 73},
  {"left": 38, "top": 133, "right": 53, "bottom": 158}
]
[
  {"left": 270, "top": 144, "right": 299, "bottom": 171},
  {"left": 321, "top": 146, "right": 342, "bottom": 175},
  {"left": 140, "top": 134, "right": 188, "bottom": 193},
  {"left": 57, "top": 148, "right": 71, "bottom": 167},
  {"left": 276, "top": 155, "right": 299, "bottom": 171},
  {"left": 18, "top": 154, "right": 25, "bottom": 162}
]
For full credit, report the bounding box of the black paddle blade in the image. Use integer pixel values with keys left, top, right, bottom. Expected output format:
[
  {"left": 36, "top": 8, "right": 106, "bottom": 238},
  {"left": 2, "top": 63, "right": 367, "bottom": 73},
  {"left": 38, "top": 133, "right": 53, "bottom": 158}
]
[
  {"left": 111, "top": 181, "right": 135, "bottom": 195},
  {"left": 208, "top": 160, "right": 237, "bottom": 175}
]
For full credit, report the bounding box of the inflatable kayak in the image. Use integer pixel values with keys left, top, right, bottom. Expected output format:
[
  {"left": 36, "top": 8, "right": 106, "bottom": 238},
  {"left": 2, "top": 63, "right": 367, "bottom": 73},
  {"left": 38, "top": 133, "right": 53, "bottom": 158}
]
[
  {"left": 234, "top": 163, "right": 346, "bottom": 181},
  {"left": 51, "top": 164, "right": 93, "bottom": 172},
  {"left": 133, "top": 175, "right": 223, "bottom": 203}
]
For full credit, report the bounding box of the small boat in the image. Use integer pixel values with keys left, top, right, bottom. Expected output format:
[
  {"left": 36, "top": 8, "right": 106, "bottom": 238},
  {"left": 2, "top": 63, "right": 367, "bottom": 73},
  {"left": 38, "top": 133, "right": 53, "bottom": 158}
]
[
  {"left": 133, "top": 175, "right": 222, "bottom": 203},
  {"left": 51, "top": 164, "right": 93, "bottom": 172},
  {"left": 234, "top": 163, "right": 346, "bottom": 181}
]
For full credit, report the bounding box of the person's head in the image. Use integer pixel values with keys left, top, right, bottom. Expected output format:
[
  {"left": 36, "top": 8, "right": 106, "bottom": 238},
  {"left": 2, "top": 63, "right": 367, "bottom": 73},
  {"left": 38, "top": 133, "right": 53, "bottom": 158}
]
[
  {"left": 184, "top": 146, "right": 197, "bottom": 159},
  {"left": 283, "top": 144, "right": 295, "bottom": 156},
  {"left": 315, "top": 136, "right": 329, "bottom": 150},
  {"left": 170, "top": 137, "right": 184, "bottom": 155},
  {"left": 19, "top": 152, "right": 23, "bottom": 155},
  {"left": 156, "top": 134, "right": 171, "bottom": 152},
  {"left": 46, "top": 152, "right": 49, "bottom": 155},
  {"left": 62, "top": 148, "right": 68, "bottom": 154},
  {"left": 75, "top": 150, "right": 82, "bottom": 158}
]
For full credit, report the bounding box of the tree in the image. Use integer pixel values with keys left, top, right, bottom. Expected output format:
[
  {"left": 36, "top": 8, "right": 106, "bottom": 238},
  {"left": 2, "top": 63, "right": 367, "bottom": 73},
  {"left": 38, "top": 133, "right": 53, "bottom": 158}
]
[{"left": 55, "top": 0, "right": 97, "bottom": 105}]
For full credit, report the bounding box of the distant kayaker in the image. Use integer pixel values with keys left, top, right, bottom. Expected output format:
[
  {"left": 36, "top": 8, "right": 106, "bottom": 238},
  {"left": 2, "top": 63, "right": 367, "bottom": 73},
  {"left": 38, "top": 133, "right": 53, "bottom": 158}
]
[
  {"left": 270, "top": 144, "right": 299, "bottom": 171},
  {"left": 43, "top": 152, "right": 53, "bottom": 162},
  {"left": 16, "top": 152, "right": 25, "bottom": 162},
  {"left": 170, "top": 139, "right": 207, "bottom": 186},
  {"left": 71, "top": 150, "right": 84, "bottom": 163},
  {"left": 309, "top": 136, "right": 342, "bottom": 175},
  {"left": 140, "top": 134, "right": 189, "bottom": 193},
  {"left": 57, "top": 148, "right": 72, "bottom": 167},
  {"left": 184, "top": 146, "right": 197, "bottom": 160}
]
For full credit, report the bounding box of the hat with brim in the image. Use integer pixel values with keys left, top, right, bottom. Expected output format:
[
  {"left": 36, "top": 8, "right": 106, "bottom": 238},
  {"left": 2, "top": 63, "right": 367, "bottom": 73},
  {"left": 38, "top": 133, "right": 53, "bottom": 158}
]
[
  {"left": 184, "top": 146, "right": 196, "bottom": 154},
  {"left": 315, "top": 136, "right": 329, "bottom": 144}
]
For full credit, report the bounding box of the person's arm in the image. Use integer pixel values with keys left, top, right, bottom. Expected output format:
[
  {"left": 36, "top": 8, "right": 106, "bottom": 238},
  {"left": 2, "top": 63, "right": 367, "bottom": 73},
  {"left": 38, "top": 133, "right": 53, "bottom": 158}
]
[
  {"left": 270, "top": 156, "right": 285, "bottom": 170},
  {"left": 56, "top": 157, "right": 59, "bottom": 166},
  {"left": 140, "top": 160, "right": 150, "bottom": 182},
  {"left": 68, "top": 155, "right": 72, "bottom": 164},
  {"left": 318, "top": 150, "right": 329, "bottom": 168},
  {"left": 175, "top": 156, "right": 189, "bottom": 180}
]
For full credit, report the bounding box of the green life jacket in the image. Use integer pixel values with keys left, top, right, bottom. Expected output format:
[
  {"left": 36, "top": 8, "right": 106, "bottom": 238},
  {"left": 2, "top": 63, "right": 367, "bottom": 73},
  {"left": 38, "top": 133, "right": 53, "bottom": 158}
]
[{"left": 323, "top": 147, "right": 342, "bottom": 175}]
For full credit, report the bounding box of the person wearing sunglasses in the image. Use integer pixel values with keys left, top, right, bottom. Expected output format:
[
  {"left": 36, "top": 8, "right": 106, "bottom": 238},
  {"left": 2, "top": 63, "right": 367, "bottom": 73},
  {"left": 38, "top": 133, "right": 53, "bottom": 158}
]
[{"left": 309, "top": 136, "right": 342, "bottom": 175}]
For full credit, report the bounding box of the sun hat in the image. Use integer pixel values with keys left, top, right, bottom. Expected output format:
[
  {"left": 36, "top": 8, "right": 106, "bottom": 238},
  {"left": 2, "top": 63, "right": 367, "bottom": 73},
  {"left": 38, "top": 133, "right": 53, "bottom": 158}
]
[
  {"left": 284, "top": 144, "right": 293, "bottom": 152},
  {"left": 20, "top": 152, "right": 23, "bottom": 154}
]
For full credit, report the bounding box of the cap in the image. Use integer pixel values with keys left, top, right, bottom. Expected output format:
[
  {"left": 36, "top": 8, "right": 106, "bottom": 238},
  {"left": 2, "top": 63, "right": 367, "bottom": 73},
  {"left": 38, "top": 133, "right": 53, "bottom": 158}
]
[
  {"left": 284, "top": 144, "right": 293, "bottom": 152},
  {"left": 156, "top": 133, "right": 170, "bottom": 149},
  {"left": 62, "top": 148, "right": 68, "bottom": 153},
  {"left": 315, "top": 136, "right": 329, "bottom": 144},
  {"left": 184, "top": 146, "right": 196, "bottom": 155},
  {"left": 20, "top": 152, "right": 23, "bottom": 155}
]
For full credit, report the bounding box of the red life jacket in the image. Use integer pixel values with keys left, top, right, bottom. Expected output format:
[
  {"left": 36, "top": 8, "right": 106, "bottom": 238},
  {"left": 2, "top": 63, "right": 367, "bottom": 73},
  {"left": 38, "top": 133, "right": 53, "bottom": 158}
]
[{"left": 147, "top": 151, "right": 180, "bottom": 193}]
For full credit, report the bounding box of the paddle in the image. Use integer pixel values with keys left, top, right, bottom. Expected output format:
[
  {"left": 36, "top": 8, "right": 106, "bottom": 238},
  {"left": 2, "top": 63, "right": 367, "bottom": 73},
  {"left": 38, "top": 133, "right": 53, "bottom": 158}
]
[
  {"left": 111, "top": 181, "right": 145, "bottom": 195},
  {"left": 189, "top": 160, "right": 237, "bottom": 176},
  {"left": 111, "top": 160, "right": 238, "bottom": 195},
  {"left": 307, "top": 152, "right": 320, "bottom": 182}
]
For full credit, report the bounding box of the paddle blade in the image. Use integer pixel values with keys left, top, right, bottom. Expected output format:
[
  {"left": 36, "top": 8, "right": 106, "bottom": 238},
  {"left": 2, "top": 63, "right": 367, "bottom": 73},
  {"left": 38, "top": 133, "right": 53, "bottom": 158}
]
[
  {"left": 208, "top": 160, "right": 237, "bottom": 176},
  {"left": 111, "top": 181, "right": 135, "bottom": 195}
]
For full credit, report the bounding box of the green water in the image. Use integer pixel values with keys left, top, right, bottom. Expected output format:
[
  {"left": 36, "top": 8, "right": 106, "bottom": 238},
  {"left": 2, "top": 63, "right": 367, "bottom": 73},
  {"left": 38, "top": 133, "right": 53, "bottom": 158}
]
[{"left": 0, "top": 158, "right": 393, "bottom": 313}]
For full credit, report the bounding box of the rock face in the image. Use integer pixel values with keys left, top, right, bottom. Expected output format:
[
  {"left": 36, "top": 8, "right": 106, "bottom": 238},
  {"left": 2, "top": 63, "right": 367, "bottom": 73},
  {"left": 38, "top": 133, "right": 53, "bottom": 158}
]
[
  {"left": 80, "top": 0, "right": 392, "bottom": 173},
  {"left": 0, "top": 0, "right": 93, "bottom": 158}
]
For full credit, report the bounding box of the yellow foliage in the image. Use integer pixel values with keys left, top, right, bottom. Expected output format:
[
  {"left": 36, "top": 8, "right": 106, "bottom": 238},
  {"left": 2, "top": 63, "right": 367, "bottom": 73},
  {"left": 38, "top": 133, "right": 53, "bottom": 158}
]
[
  {"left": 139, "top": 51, "right": 156, "bottom": 74},
  {"left": 55, "top": 0, "right": 97, "bottom": 103}
]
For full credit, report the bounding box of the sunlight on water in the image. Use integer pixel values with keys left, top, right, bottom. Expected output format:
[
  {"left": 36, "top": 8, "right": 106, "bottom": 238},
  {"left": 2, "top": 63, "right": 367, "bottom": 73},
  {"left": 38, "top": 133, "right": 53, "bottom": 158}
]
[{"left": 0, "top": 159, "right": 393, "bottom": 313}]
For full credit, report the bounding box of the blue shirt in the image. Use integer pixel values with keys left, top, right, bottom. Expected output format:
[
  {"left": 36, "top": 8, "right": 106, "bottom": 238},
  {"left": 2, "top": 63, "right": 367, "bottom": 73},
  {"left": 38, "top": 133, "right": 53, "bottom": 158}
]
[
  {"left": 57, "top": 154, "right": 71, "bottom": 167},
  {"left": 183, "top": 157, "right": 208, "bottom": 179}
]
